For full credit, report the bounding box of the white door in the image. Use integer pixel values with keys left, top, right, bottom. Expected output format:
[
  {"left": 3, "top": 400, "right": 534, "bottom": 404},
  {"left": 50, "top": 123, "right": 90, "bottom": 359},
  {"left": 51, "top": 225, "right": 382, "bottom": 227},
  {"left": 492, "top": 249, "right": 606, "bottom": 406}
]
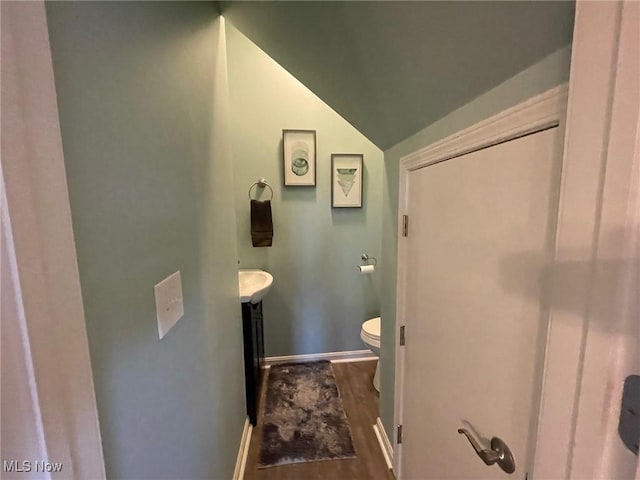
[{"left": 401, "top": 127, "right": 563, "bottom": 479}]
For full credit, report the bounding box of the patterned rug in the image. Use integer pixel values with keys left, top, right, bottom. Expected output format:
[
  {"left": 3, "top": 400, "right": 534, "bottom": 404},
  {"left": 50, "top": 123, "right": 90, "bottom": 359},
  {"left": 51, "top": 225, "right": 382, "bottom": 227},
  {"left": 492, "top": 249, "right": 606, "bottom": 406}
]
[{"left": 258, "top": 361, "right": 357, "bottom": 468}]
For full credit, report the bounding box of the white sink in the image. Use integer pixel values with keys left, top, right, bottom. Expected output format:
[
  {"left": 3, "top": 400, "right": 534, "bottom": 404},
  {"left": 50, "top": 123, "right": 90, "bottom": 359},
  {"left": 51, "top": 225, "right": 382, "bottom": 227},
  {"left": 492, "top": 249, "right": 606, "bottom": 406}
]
[{"left": 238, "top": 269, "right": 273, "bottom": 304}]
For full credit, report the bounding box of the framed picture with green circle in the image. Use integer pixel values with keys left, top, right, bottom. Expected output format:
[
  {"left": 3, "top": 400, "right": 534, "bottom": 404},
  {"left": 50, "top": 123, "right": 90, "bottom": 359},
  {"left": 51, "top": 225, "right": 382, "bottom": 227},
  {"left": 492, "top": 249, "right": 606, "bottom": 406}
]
[
  {"left": 282, "top": 129, "right": 316, "bottom": 186},
  {"left": 331, "top": 153, "right": 363, "bottom": 208}
]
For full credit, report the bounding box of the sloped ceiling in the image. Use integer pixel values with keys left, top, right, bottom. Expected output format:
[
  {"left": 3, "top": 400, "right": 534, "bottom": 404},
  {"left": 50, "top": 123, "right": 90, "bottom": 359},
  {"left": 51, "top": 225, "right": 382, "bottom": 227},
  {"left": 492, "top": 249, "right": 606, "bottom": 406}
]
[{"left": 218, "top": 1, "right": 574, "bottom": 150}]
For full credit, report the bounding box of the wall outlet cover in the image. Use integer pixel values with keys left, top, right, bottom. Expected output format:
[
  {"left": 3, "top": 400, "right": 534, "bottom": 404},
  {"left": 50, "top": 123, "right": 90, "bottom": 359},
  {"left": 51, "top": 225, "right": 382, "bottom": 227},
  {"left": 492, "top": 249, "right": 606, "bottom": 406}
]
[{"left": 154, "top": 271, "right": 184, "bottom": 340}]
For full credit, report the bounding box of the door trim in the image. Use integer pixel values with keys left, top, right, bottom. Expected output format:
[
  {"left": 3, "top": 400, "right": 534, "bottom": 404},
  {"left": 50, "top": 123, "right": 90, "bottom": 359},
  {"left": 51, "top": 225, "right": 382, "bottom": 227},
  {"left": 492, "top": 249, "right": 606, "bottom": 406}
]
[
  {"left": 1, "top": 2, "right": 105, "bottom": 477},
  {"left": 394, "top": 83, "right": 568, "bottom": 479},
  {"left": 536, "top": 2, "right": 639, "bottom": 478},
  {"left": 399, "top": 84, "right": 568, "bottom": 172}
]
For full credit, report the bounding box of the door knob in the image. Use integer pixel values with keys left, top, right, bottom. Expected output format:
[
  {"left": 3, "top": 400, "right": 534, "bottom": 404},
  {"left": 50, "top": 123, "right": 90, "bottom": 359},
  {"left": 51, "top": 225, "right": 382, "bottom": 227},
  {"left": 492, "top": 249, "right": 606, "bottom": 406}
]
[{"left": 457, "top": 428, "right": 516, "bottom": 474}]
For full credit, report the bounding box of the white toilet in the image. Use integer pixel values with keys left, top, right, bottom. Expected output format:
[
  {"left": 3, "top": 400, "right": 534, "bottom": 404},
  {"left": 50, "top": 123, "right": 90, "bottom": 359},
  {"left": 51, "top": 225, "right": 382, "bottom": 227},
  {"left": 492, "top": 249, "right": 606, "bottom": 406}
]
[{"left": 360, "top": 316, "right": 381, "bottom": 392}]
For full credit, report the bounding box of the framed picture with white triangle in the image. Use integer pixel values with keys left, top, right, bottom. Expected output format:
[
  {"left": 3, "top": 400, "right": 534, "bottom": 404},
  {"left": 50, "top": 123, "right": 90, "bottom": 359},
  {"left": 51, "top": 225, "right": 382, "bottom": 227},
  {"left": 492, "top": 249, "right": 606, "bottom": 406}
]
[{"left": 331, "top": 154, "right": 363, "bottom": 208}]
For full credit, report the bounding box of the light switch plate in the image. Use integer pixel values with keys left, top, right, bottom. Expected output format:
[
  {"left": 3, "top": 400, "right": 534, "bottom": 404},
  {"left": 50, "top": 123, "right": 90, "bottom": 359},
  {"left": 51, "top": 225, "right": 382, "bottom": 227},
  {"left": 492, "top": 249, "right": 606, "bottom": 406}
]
[{"left": 154, "top": 271, "right": 184, "bottom": 340}]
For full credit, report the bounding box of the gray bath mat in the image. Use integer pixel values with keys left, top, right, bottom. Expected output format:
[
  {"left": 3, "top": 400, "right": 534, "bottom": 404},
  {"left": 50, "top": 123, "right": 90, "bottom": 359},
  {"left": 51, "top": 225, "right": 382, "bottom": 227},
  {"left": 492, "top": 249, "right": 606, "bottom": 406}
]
[{"left": 258, "top": 360, "right": 357, "bottom": 468}]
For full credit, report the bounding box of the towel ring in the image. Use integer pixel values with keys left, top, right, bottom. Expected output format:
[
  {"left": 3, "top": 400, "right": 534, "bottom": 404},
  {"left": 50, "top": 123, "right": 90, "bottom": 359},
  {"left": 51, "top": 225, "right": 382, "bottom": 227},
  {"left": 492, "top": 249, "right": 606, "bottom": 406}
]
[{"left": 248, "top": 178, "right": 273, "bottom": 201}]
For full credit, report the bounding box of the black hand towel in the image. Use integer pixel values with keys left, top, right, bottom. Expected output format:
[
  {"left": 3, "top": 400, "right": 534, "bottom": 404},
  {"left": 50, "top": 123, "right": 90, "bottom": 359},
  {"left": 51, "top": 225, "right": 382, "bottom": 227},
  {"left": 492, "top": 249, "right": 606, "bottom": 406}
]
[{"left": 251, "top": 200, "right": 273, "bottom": 247}]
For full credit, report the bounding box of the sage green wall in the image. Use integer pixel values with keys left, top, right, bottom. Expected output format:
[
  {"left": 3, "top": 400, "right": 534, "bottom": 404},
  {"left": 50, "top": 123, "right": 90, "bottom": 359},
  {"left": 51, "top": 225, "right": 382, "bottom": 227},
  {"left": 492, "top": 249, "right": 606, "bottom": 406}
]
[
  {"left": 226, "top": 23, "right": 384, "bottom": 356},
  {"left": 379, "top": 45, "right": 573, "bottom": 439},
  {"left": 46, "top": 4, "right": 245, "bottom": 479}
]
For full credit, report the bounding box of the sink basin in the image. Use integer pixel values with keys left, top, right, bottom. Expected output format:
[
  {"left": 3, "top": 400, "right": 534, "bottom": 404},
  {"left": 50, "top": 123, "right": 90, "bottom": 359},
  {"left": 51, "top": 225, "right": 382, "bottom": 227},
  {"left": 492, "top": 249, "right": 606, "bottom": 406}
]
[{"left": 238, "top": 269, "right": 273, "bottom": 304}]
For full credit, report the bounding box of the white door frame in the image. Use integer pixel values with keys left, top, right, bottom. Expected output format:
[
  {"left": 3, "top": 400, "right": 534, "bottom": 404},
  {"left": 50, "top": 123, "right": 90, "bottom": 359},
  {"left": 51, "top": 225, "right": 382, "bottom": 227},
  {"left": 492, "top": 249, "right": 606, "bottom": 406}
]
[
  {"left": 551, "top": 1, "right": 639, "bottom": 478},
  {"left": 1, "top": 2, "right": 105, "bottom": 478},
  {"left": 394, "top": 1, "right": 639, "bottom": 479}
]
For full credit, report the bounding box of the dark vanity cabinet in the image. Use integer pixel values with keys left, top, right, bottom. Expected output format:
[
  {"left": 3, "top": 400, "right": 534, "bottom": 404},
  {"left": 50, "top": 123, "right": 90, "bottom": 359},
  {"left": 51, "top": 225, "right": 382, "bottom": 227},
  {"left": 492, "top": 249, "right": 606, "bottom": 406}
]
[{"left": 241, "top": 301, "right": 265, "bottom": 426}]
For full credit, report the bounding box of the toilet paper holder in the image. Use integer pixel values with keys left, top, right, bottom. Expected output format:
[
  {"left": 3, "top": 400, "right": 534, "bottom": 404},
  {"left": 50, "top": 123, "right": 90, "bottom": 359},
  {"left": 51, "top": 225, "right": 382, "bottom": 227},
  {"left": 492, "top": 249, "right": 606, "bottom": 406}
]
[{"left": 361, "top": 253, "right": 377, "bottom": 266}]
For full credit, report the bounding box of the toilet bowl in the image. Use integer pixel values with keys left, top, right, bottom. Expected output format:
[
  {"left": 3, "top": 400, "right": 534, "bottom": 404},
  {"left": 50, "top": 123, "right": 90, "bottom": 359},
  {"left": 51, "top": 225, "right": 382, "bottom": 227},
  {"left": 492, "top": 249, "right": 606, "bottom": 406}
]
[{"left": 360, "top": 316, "right": 381, "bottom": 392}]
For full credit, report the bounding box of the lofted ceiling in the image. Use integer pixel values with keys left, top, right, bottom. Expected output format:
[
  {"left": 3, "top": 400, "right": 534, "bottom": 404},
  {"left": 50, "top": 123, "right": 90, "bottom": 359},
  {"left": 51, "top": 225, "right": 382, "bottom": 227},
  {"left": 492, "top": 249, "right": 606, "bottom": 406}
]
[{"left": 218, "top": 1, "right": 575, "bottom": 150}]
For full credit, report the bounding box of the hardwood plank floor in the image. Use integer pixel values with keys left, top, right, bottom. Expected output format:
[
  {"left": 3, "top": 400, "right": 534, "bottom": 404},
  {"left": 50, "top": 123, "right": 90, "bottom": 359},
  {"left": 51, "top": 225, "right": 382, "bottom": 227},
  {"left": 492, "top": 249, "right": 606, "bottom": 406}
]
[{"left": 243, "top": 360, "right": 395, "bottom": 480}]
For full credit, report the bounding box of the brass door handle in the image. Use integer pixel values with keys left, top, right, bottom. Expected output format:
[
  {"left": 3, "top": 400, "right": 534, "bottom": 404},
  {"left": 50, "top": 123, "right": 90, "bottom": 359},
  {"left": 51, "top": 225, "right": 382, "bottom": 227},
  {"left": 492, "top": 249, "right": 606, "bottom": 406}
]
[{"left": 457, "top": 428, "right": 516, "bottom": 474}]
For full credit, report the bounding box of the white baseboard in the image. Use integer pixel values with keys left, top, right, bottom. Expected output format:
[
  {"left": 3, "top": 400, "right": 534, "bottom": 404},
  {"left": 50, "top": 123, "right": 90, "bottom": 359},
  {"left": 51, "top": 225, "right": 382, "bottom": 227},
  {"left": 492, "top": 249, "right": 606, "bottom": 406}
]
[
  {"left": 264, "top": 349, "right": 377, "bottom": 366},
  {"left": 232, "top": 417, "right": 252, "bottom": 480},
  {"left": 373, "top": 417, "right": 393, "bottom": 471}
]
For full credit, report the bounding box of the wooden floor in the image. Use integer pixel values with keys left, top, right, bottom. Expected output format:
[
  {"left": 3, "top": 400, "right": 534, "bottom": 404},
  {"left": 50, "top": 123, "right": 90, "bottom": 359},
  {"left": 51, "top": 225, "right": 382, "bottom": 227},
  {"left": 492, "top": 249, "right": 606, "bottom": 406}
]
[{"left": 243, "top": 360, "right": 395, "bottom": 480}]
